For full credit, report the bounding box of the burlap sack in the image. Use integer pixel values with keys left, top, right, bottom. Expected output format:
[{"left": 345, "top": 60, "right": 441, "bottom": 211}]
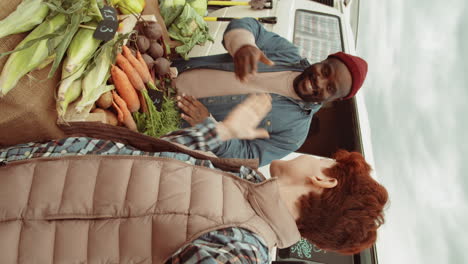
[{"left": 0, "top": 0, "right": 65, "bottom": 147}]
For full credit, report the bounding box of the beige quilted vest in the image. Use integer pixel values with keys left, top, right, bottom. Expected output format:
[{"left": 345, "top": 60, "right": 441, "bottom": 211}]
[{"left": 0, "top": 123, "right": 300, "bottom": 263}]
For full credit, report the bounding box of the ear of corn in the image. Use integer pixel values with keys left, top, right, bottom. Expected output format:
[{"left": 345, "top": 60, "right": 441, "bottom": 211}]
[
  {"left": 57, "top": 79, "right": 82, "bottom": 119},
  {"left": 0, "top": 0, "right": 49, "bottom": 39},
  {"left": 63, "top": 22, "right": 102, "bottom": 74},
  {"left": 57, "top": 22, "right": 102, "bottom": 118},
  {"left": 0, "top": 13, "right": 67, "bottom": 97},
  {"left": 57, "top": 57, "right": 87, "bottom": 100},
  {"left": 75, "top": 41, "right": 115, "bottom": 112}
]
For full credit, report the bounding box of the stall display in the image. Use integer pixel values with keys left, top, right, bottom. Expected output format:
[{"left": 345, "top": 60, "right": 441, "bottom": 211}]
[{"left": 0, "top": 0, "right": 185, "bottom": 141}]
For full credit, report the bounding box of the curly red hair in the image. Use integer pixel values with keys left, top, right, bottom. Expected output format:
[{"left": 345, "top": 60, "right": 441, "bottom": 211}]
[{"left": 296, "top": 150, "right": 388, "bottom": 255}]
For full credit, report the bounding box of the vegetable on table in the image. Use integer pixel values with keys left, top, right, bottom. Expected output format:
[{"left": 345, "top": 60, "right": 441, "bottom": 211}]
[
  {"left": 140, "top": 53, "right": 154, "bottom": 69},
  {"left": 159, "top": 0, "right": 186, "bottom": 26},
  {"left": 46, "top": 0, "right": 107, "bottom": 79},
  {"left": 186, "top": 0, "right": 207, "bottom": 17},
  {"left": 57, "top": 22, "right": 103, "bottom": 117},
  {"left": 136, "top": 51, "right": 155, "bottom": 83},
  {"left": 112, "top": 90, "right": 138, "bottom": 131},
  {"left": 62, "top": 22, "right": 102, "bottom": 75},
  {"left": 57, "top": 79, "right": 82, "bottom": 120},
  {"left": 111, "top": 65, "right": 140, "bottom": 112},
  {"left": 142, "top": 21, "right": 163, "bottom": 40},
  {"left": 147, "top": 40, "right": 164, "bottom": 59},
  {"left": 76, "top": 38, "right": 116, "bottom": 112},
  {"left": 137, "top": 89, "right": 148, "bottom": 114},
  {"left": 154, "top": 57, "right": 171, "bottom": 77},
  {"left": 167, "top": 3, "right": 213, "bottom": 59},
  {"left": 133, "top": 88, "right": 180, "bottom": 138},
  {"left": 116, "top": 53, "right": 145, "bottom": 91},
  {"left": 136, "top": 35, "right": 150, "bottom": 53},
  {"left": 0, "top": 0, "right": 49, "bottom": 39},
  {"left": 0, "top": 13, "right": 67, "bottom": 97},
  {"left": 122, "top": 45, "right": 151, "bottom": 84},
  {"left": 96, "top": 91, "right": 113, "bottom": 109}
]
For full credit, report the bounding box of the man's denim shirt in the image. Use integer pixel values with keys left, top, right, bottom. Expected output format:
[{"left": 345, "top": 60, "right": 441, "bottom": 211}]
[{"left": 173, "top": 18, "right": 322, "bottom": 166}]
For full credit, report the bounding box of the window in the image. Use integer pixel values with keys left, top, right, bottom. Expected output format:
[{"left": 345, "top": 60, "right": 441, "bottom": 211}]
[{"left": 293, "top": 10, "right": 344, "bottom": 63}]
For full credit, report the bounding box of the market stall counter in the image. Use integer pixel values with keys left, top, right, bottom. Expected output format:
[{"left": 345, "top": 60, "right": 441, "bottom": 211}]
[{"left": 0, "top": 0, "right": 182, "bottom": 147}]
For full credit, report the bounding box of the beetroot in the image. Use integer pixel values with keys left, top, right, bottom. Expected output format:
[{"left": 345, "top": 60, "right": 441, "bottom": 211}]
[
  {"left": 154, "top": 57, "right": 171, "bottom": 76},
  {"left": 148, "top": 40, "right": 164, "bottom": 59},
  {"left": 143, "top": 22, "right": 162, "bottom": 40}
]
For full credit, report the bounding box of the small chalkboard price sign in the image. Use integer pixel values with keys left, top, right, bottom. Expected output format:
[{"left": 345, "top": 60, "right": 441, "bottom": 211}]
[
  {"left": 147, "top": 89, "right": 164, "bottom": 112},
  {"left": 101, "top": 6, "right": 118, "bottom": 21},
  {"left": 93, "top": 6, "right": 119, "bottom": 42}
]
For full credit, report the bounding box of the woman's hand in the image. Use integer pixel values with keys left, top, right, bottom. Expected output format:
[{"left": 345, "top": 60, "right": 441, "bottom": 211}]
[
  {"left": 177, "top": 95, "right": 210, "bottom": 126},
  {"left": 233, "top": 45, "right": 274, "bottom": 82},
  {"left": 217, "top": 93, "right": 272, "bottom": 141}
]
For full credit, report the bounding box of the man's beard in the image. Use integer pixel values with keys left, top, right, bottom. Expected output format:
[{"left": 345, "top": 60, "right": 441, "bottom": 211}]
[{"left": 293, "top": 69, "right": 318, "bottom": 103}]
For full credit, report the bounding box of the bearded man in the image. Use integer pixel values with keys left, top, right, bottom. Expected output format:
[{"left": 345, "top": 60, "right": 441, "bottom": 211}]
[{"left": 174, "top": 18, "right": 368, "bottom": 166}]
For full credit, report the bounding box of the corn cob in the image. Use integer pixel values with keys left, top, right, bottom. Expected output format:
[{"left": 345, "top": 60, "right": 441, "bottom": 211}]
[
  {"left": 62, "top": 22, "right": 102, "bottom": 74},
  {"left": 0, "top": 13, "right": 67, "bottom": 97},
  {"left": 0, "top": 0, "right": 49, "bottom": 39},
  {"left": 57, "top": 79, "right": 82, "bottom": 119},
  {"left": 57, "top": 22, "right": 100, "bottom": 101},
  {"left": 75, "top": 42, "right": 115, "bottom": 112},
  {"left": 57, "top": 22, "right": 102, "bottom": 118}
]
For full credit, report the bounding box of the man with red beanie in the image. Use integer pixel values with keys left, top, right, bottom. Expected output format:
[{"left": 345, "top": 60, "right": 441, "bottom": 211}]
[{"left": 174, "top": 18, "right": 368, "bottom": 166}]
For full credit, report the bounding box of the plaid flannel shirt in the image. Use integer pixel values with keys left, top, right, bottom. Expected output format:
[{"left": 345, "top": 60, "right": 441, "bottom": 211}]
[{"left": 0, "top": 118, "right": 269, "bottom": 264}]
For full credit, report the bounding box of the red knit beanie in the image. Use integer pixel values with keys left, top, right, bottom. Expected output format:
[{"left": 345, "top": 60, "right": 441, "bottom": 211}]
[{"left": 328, "top": 52, "right": 368, "bottom": 100}]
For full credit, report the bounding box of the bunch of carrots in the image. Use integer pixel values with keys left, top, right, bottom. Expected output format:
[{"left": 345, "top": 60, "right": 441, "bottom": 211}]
[{"left": 107, "top": 45, "right": 157, "bottom": 131}]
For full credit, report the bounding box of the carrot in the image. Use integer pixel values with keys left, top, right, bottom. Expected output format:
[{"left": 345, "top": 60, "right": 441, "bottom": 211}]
[
  {"left": 116, "top": 53, "right": 145, "bottom": 91},
  {"left": 111, "top": 65, "right": 140, "bottom": 112},
  {"left": 137, "top": 89, "right": 149, "bottom": 114},
  {"left": 135, "top": 51, "right": 152, "bottom": 81},
  {"left": 122, "top": 46, "right": 151, "bottom": 84},
  {"left": 112, "top": 91, "right": 138, "bottom": 132},
  {"left": 112, "top": 101, "right": 124, "bottom": 123}
]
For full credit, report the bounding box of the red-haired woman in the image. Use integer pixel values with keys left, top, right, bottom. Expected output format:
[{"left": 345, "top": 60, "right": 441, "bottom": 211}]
[{"left": 271, "top": 150, "right": 388, "bottom": 255}]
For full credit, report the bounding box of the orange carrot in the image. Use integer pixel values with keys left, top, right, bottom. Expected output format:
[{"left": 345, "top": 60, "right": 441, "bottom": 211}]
[
  {"left": 137, "top": 89, "right": 148, "bottom": 114},
  {"left": 112, "top": 91, "right": 138, "bottom": 132},
  {"left": 112, "top": 101, "right": 124, "bottom": 123},
  {"left": 116, "top": 53, "right": 145, "bottom": 91},
  {"left": 135, "top": 51, "right": 152, "bottom": 82},
  {"left": 111, "top": 65, "right": 140, "bottom": 112},
  {"left": 122, "top": 46, "right": 151, "bottom": 84}
]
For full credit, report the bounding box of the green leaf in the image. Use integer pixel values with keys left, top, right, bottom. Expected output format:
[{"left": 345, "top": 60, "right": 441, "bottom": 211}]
[
  {"left": 48, "top": 12, "right": 82, "bottom": 78},
  {"left": 0, "top": 30, "right": 63, "bottom": 58}
]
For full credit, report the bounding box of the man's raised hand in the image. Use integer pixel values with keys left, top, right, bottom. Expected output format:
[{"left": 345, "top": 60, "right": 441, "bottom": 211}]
[
  {"left": 217, "top": 93, "right": 272, "bottom": 141},
  {"left": 233, "top": 45, "right": 274, "bottom": 82}
]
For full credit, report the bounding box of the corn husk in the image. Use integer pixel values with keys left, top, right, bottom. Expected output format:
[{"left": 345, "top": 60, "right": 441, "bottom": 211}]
[
  {"left": 75, "top": 42, "right": 115, "bottom": 112},
  {"left": 0, "top": 13, "right": 67, "bottom": 97},
  {"left": 62, "top": 22, "right": 101, "bottom": 74},
  {"left": 56, "top": 22, "right": 102, "bottom": 115},
  {"left": 57, "top": 79, "right": 82, "bottom": 119},
  {"left": 0, "top": 0, "right": 49, "bottom": 39}
]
